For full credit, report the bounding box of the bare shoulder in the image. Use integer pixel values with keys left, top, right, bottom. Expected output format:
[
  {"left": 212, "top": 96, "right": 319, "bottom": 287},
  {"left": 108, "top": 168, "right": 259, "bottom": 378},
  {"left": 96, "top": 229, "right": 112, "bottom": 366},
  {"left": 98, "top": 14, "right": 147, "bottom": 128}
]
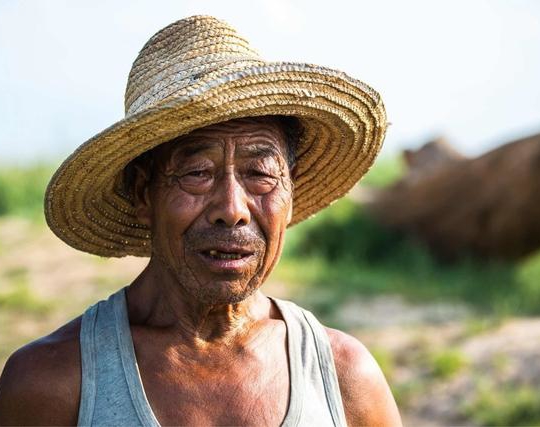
[
  {"left": 0, "top": 316, "right": 82, "bottom": 426},
  {"left": 325, "top": 327, "right": 402, "bottom": 427}
]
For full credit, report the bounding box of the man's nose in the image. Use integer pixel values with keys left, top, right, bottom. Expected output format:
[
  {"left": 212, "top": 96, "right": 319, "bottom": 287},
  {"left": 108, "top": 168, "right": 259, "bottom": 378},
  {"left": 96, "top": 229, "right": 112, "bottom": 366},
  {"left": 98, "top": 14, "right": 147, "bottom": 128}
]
[{"left": 207, "top": 172, "right": 251, "bottom": 227}]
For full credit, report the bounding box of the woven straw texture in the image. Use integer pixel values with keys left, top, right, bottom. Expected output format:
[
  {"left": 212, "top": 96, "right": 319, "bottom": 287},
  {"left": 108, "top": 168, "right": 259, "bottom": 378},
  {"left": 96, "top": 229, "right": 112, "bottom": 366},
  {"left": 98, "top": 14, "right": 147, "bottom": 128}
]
[{"left": 45, "top": 15, "right": 387, "bottom": 257}]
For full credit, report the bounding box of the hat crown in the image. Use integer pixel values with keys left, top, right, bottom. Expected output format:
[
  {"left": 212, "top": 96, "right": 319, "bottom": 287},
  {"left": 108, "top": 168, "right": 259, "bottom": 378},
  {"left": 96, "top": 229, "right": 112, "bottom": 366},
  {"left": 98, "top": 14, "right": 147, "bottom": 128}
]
[{"left": 124, "top": 15, "right": 262, "bottom": 116}]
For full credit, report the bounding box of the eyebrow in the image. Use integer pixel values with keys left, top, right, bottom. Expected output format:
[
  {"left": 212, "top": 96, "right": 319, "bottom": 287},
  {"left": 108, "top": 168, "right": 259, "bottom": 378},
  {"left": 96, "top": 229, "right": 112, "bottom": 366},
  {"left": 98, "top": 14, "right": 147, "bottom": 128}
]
[{"left": 237, "top": 143, "right": 284, "bottom": 159}]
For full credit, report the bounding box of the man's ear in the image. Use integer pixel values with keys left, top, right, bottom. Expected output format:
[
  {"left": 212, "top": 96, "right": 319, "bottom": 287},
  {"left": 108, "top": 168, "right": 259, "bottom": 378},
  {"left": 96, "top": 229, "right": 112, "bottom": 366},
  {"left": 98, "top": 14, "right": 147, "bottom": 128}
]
[{"left": 133, "top": 164, "right": 152, "bottom": 227}]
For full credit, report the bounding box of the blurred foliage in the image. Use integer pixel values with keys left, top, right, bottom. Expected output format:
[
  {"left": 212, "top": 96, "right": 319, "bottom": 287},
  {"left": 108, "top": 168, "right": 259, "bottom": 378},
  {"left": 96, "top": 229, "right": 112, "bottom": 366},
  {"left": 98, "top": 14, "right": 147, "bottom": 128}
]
[
  {"left": 463, "top": 317, "right": 503, "bottom": 338},
  {"left": 0, "top": 284, "right": 52, "bottom": 314},
  {"left": 0, "top": 163, "right": 54, "bottom": 220},
  {"left": 359, "top": 156, "right": 405, "bottom": 188},
  {"left": 0, "top": 264, "right": 51, "bottom": 314},
  {"left": 428, "top": 349, "right": 468, "bottom": 379},
  {"left": 464, "top": 384, "right": 540, "bottom": 426},
  {"left": 370, "top": 347, "right": 395, "bottom": 379},
  {"left": 279, "top": 196, "right": 540, "bottom": 317}
]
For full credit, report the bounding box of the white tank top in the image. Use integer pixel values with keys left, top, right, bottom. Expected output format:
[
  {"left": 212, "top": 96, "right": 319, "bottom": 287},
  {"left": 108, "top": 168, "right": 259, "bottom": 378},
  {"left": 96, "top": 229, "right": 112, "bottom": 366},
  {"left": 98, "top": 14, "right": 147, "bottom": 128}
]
[{"left": 77, "top": 287, "right": 347, "bottom": 426}]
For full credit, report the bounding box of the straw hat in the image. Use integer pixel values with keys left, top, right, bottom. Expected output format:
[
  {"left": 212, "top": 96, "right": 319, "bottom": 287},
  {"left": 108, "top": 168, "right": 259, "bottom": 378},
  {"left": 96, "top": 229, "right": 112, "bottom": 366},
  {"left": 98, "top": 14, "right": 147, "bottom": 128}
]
[{"left": 45, "top": 15, "right": 387, "bottom": 257}]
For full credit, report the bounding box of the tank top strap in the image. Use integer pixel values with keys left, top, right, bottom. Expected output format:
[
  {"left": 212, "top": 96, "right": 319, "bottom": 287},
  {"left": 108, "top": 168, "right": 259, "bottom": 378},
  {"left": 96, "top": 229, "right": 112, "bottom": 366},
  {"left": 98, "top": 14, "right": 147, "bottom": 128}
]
[
  {"left": 300, "top": 308, "right": 348, "bottom": 427},
  {"left": 112, "top": 289, "right": 160, "bottom": 427},
  {"left": 78, "top": 303, "right": 98, "bottom": 426},
  {"left": 270, "top": 298, "right": 348, "bottom": 427},
  {"left": 78, "top": 287, "right": 159, "bottom": 426}
]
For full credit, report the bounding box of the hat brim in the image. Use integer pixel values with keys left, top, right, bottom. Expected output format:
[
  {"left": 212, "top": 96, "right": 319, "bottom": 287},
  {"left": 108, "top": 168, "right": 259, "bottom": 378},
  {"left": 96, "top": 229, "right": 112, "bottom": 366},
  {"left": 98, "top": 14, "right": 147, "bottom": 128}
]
[{"left": 45, "top": 63, "right": 387, "bottom": 257}]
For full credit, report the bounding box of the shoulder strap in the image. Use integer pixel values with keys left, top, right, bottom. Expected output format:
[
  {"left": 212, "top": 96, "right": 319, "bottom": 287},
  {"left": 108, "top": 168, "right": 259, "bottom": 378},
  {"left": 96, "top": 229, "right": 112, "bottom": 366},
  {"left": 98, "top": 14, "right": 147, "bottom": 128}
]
[
  {"left": 112, "top": 289, "right": 160, "bottom": 427},
  {"left": 77, "top": 303, "right": 98, "bottom": 426},
  {"left": 297, "top": 306, "right": 348, "bottom": 427}
]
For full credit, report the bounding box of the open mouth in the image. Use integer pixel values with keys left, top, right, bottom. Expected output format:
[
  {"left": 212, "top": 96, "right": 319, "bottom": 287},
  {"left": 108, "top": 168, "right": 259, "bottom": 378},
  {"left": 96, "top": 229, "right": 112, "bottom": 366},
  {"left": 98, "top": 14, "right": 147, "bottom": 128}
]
[
  {"left": 205, "top": 249, "right": 245, "bottom": 260},
  {"left": 197, "top": 244, "right": 257, "bottom": 271},
  {"left": 200, "top": 246, "right": 255, "bottom": 262}
]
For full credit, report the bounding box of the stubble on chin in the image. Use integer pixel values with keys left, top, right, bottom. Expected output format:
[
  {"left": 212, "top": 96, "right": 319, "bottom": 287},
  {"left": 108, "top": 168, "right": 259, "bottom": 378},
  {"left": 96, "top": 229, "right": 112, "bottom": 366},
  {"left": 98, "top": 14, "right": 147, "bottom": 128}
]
[
  {"left": 183, "top": 248, "right": 267, "bottom": 305},
  {"left": 151, "top": 241, "right": 268, "bottom": 306}
]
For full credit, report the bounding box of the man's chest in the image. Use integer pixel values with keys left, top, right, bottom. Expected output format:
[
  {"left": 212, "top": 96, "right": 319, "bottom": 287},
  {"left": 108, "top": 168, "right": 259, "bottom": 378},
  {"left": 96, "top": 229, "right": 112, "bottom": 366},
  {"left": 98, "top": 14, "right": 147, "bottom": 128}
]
[{"left": 132, "top": 331, "right": 291, "bottom": 425}]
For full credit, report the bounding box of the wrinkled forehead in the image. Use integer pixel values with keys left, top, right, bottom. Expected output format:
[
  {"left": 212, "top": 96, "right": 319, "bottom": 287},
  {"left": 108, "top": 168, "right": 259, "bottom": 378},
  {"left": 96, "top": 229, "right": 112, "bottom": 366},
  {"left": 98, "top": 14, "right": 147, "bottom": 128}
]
[{"left": 156, "top": 116, "right": 289, "bottom": 163}]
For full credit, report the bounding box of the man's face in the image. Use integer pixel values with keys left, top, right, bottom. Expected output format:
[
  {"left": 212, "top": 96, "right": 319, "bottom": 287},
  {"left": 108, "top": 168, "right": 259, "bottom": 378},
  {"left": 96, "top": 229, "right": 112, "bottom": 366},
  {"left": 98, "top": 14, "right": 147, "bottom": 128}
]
[{"left": 137, "top": 117, "right": 294, "bottom": 304}]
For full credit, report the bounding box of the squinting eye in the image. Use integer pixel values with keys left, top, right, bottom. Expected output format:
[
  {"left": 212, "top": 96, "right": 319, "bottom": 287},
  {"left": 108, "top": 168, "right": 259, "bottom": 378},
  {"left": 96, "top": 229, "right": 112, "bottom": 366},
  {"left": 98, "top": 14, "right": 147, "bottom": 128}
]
[
  {"left": 248, "top": 169, "right": 269, "bottom": 177},
  {"left": 179, "top": 169, "right": 212, "bottom": 179},
  {"left": 186, "top": 170, "right": 208, "bottom": 177},
  {"left": 245, "top": 170, "right": 278, "bottom": 194},
  {"left": 175, "top": 170, "right": 213, "bottom": 194}
]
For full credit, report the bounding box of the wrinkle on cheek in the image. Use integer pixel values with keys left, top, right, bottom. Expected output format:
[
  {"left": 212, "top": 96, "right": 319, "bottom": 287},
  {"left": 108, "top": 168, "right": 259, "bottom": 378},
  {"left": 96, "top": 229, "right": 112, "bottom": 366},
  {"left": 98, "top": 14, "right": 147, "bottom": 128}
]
[
  {"left": 263, "top": 228, "right": 286, "bottom": 283},
  {"left": 153, "top": 177, "right": 178, "bottom": 200},
  {"left": 277, "top": 158, "right": 293, "bottom": 192},
  {"left": 184, "top": 248, "right": 205, "bottom": 290},
  {"left": 255, "top": 187, "right": 293, "bottom": 284},
  {"left": 274, "top": 177, "right": 294, "bottom": 210}
]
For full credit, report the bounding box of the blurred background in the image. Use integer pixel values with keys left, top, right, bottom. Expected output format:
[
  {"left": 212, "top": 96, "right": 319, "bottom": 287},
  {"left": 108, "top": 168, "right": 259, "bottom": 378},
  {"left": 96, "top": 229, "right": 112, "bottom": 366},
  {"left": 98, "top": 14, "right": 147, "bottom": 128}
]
[{"left": 1, "top": 1, "right": 540, "bottom": 425}]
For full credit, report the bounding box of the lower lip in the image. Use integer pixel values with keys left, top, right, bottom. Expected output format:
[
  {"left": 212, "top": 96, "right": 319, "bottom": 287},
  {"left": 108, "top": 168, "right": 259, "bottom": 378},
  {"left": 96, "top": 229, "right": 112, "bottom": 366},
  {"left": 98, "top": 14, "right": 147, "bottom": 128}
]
[{"left": 198, "top": 252, "right": 255, "bottom": 272}]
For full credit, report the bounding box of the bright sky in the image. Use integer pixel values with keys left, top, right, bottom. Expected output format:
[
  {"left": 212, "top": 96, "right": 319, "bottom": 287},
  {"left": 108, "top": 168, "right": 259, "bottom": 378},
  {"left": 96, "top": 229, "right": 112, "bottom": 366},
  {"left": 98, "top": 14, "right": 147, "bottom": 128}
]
[{"left": 1, "top": 0, "right": 539, "bottom": 163}]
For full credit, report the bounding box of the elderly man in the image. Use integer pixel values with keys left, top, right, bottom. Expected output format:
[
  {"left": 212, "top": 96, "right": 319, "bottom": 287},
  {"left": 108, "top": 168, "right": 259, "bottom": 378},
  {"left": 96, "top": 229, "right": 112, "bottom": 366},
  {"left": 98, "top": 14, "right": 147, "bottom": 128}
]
[{"left": 0, "top": 16, "right": 401, "bottom": 426}]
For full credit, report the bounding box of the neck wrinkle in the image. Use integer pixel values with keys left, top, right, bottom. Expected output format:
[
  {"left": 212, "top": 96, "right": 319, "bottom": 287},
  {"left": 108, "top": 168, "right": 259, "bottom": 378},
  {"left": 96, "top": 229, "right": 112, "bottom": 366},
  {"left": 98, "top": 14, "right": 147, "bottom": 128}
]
[{"left": 126, "top": 260, "right": 267, "bottom": 348}]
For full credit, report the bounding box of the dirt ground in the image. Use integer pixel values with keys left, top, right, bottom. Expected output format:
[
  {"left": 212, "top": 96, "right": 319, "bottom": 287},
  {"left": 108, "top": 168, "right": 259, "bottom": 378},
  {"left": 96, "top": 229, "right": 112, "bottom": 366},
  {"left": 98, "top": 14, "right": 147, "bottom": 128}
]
[{"left": 2, "top": 218, "right": 540, "bottom": 426}]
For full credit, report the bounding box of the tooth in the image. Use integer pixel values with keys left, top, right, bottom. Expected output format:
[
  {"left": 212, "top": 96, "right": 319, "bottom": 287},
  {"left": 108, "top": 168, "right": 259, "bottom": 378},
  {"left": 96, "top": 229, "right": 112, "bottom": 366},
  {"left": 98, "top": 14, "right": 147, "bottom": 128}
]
[
  {"left": 207, "top": 250, "right": 243, "bottom": 260},
  {"left": 220, "top": 253, "right": 240, "bottom": 260}
]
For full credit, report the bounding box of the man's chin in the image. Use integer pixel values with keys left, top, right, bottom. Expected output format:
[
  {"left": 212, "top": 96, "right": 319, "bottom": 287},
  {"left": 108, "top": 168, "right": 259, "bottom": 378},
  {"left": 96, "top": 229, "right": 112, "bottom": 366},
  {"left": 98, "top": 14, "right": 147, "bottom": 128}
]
[{"left": 185, "top": 279, "right": 261, "bottom": 306}]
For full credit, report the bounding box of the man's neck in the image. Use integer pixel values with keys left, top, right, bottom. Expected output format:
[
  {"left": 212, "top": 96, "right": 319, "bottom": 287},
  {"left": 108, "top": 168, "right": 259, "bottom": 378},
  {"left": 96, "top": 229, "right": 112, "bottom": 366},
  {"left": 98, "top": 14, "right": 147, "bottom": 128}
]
[{"left": 124, "top": 260, "right": 272, "bottom": 348}]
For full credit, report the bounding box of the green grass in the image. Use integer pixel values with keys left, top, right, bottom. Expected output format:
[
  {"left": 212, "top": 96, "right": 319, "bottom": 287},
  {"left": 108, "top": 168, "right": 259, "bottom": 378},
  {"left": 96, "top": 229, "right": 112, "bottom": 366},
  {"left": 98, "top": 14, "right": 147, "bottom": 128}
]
[
  {"left": 464, "top": 384, "right": 540, "bottom": 426},
  {"left": 463, "top": 317, "right": 503, "bottom": 338},
  {"left": 428, "top": 349, "right": 468, "bottom": 379},
  {"left": 0, "top": 277, "right": 52, "bottom": 314},
  {"left": 360, "top": 156, "right": 405, "bottom": 188},
  {"left": 277, "top": 196, "right": 540, "bottom": 318},
  {"left": 2, "top": 266, "right": 29, "bottom": 282},
  {"left": 370, "top": 347, "right": 396, "bottom": 379},
  {"left": 0, "top": 260, "right": 52, "bottom": 315},
  {"left": 0, "top": 163, "right": 55, "bottom": 220}
]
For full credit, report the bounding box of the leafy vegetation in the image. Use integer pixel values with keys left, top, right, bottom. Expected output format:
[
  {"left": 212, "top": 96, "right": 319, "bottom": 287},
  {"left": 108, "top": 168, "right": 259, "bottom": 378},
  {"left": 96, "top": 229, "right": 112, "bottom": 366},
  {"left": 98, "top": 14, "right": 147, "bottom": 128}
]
[
  {"left": 428, "top": 349, "right": 468, "bottom": 379},
  {"left": 359, "top": 156, "right": 405, "bottom": 188},
  {"left": 0, "top": 284, "right": 52, "bottom": 314},
  {"left": 0, "top": 163, "right": 54, "bottom": 220},
  {"left": 277, "top": 196, "right": 540, "bottom": 318},
  {"left": 464, "top": 384, "right": 540, "bottom": 426}
]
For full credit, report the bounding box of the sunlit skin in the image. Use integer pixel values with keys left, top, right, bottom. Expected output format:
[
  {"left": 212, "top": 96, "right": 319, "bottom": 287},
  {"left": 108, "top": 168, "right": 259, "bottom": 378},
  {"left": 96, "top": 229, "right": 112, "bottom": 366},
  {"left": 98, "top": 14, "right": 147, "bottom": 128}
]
[
  {"left": 128, "top": 117, "right": 294, "bottom": 342},
  {"left": 0, "top": 118, "right": 402, "bottom": 426}
]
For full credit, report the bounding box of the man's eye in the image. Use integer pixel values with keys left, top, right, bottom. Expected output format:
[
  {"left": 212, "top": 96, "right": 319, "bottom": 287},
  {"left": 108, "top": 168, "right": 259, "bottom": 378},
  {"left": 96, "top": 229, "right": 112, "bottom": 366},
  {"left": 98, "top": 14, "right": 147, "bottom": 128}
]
[
  {"left": 174, "top": 170, "right": 213, "bottom": 194},
  {"left": 245, "top": 169, "right": 278, "bottom": 194},
  {"left": 248, "top": 169, "right": 274, "bottom": 178},
  {"left": 186, "top": 170, "right": 208, "bottom": 177},
  {"left": 175, "top": 170, "right": 213, "bottom": 185},
  {"left": 178, "top": 170, "right": 212, "bottom": 180}
]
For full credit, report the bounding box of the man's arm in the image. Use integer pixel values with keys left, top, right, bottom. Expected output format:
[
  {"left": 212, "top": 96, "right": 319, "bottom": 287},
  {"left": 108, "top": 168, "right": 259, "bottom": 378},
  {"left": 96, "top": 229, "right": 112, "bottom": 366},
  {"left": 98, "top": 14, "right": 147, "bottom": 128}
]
[
  {"left": 326, "top": 327, "right": 402, "bottom": 427},
  {"left": 0, "top": 317, "right": 81, "bottom": 426}
]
